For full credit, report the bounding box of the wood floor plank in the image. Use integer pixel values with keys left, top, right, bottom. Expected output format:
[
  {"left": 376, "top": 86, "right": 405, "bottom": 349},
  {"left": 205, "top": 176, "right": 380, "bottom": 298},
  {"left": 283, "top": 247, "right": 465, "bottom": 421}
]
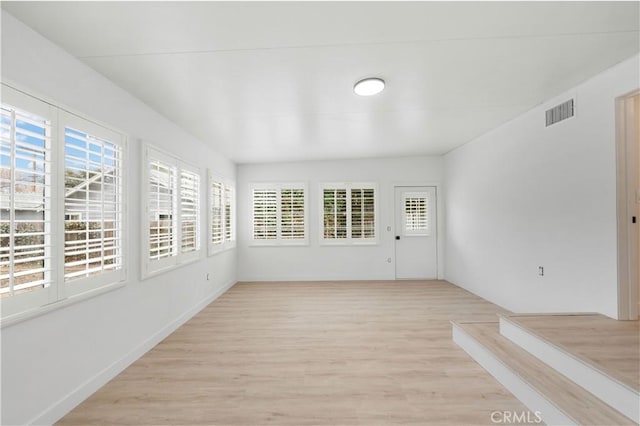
[{"left": 57, "top": 280, "right": 534, "bottom": 426}]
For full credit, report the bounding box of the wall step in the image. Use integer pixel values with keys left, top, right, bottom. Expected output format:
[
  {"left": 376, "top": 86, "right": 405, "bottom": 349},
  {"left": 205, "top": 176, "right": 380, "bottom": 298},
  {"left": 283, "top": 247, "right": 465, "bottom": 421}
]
[
  {"left": 452, "top": 321, "right": 634, "bottom": 426},
  {"left": 499, "top": 314, "right": 639, "bottom": 423}
]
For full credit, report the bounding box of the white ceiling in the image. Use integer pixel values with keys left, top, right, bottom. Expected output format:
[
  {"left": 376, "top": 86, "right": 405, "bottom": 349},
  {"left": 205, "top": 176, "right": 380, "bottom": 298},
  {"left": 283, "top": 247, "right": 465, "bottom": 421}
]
[{"left": 3, "top": 2, "right": 639, "bottom": 164}]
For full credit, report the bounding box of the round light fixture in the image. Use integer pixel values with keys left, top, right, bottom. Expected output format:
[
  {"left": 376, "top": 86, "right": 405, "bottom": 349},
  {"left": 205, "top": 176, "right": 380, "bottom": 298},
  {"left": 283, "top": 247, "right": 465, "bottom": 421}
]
[{"left": 353, "top": 77, "right": 385, "bottom": 96}]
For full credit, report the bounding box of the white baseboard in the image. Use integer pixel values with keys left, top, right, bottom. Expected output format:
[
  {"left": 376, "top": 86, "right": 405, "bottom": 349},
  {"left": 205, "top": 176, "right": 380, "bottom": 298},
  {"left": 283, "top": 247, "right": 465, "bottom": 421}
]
[
  {"left": 237, "top": 276, "right": 446, "bottom": 282},
  {"left": 499, "top": 316, "right": 640, "bottom": 424},
  {"left": 28, "top": 279, "right": 237, "bottom": 426},
  {"left": 451, "top": 322, "right": 576, "bottom": 426},
  {"left": 237, "top": 275, "right": 395, "bottom": 282}
]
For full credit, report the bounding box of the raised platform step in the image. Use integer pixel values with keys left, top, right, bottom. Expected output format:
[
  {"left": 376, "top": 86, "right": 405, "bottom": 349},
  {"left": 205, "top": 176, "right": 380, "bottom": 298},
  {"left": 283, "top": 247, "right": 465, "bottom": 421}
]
[
  {"left": 452, "top": 321, "right": 635, "bottom": 426},
  {"left": 499, "top": 313, "right": 640, "bottom": 423}
]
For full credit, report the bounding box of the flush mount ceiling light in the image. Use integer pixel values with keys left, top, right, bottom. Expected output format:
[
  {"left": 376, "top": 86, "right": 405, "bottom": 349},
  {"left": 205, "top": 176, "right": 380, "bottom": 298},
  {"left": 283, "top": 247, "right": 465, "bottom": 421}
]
[{"left": 353, "top": 78, "right": 385, "bottom": 96}]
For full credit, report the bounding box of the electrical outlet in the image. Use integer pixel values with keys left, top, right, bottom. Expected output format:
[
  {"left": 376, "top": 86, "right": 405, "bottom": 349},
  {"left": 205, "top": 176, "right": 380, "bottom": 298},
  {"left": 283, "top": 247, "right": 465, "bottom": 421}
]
[{"left": 538, "top": 266, "right": 544, "bottom": 277}]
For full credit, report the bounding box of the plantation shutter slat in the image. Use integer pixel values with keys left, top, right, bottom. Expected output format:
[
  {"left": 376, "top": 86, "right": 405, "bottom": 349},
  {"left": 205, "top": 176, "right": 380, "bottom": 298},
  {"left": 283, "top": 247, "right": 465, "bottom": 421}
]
[
  {"left": 0, "top": 105, "right": 52, "bottom": 297},
  {"left": 64, "top": 126, "right": 123, "bottom": 281}
]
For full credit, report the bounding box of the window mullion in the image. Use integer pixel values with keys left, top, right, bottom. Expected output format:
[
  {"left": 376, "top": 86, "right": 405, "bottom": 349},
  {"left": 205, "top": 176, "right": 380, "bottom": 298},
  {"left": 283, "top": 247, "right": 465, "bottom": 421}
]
[
  {"left": 44, "top": 112, "right": 53, "bottom": 298},
  {"left": 8, "top": 110, "right": 16, "bottom": 296},
  {"left": 83, "top": 137, "right": 89, "bottom": 276},
  {"left": 176, "top": 169, "right": 183, "bottom": 255},
  {"left": 155, "top": 166, "right": 161, "bottom": 258},
  {"left": 346, "top": 185, "right": 352, "bottom": 241},
  {"left": 220, "top": 183, "right": 226, "bottom": 244},
  {"left": 100, "top": 141, "right": 105, "bottom": 272},
  {"left": 55, "top": 112, "right": 65, "bottom": 300},
  {"left": 333, "top": 190, "right": 338, "bottom": 239},
  {"left": 275, "top": 187, "right": 281, "bottom": 241},
  {"left": 173, "top": 163, "right": 179, "bottom": 257}
]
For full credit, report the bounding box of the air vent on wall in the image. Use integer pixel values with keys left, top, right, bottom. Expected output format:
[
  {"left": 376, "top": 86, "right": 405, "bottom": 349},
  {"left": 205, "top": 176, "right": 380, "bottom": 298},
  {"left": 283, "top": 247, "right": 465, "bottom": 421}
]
[{"left": 545, "top": 99, "right": 574, "bottom": 127}]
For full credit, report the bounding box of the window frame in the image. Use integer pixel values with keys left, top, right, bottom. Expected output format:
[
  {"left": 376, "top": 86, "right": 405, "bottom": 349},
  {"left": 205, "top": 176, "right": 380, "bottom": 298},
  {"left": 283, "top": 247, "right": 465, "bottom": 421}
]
[
  {"left": 1, "top": 83, "right": 128, "bottom": 325},
  {"left": 208, "top": 171, "right": 236, "bottom": 255},
  {"left": 249, "top": 182, "right": 309, "bottom": 246},
  {"left": 319, "top": 182, "right": 378, "bottom": 246},
  {"left": 141, "top": 144, "right": 202, "bottom": 279}
]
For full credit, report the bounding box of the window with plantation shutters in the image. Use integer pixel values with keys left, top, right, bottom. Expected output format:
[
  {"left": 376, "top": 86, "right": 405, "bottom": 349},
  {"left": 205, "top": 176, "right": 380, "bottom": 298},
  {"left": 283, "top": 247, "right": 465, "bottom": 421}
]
[
  {"left": 63, "top": 124, "right": 123, "bottom": 282},
  {"left": 250, "top": 183, "right": 308, "bottom": 245},
  {"left": 143, "top": 145, "right": 202, "bottom": 277},
  {"left": 320, "top": 183, "right": 377, "bottom": 244},
  {"left": 403, "top": 192, "right": 430, "bottom": 236},
  {"left": 1, "top": 84, "right": 127, "bottom": 322},
  {"left": 148, "top": 158, "right": 175, "bottom": 261},
  {"left": 180, "top": 170, "right": 199, "bottom": 253},
  {"left": 1, "top": 103, "right": 52, "bottom": 300},
  {"left": 208, "top": 173, "right": 235, "bottom": 255}
]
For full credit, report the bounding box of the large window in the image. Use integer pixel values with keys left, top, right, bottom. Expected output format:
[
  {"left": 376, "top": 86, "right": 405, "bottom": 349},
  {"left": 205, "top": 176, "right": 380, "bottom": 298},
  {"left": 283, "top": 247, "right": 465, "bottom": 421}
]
[
  {"left": 320, "top": 183, "right": 377, "bottom": 244},
  {"left": 250, "top": 183, "right": 308, "bottom": 245},
  {"left": 1, "top": 85, "right": 126, "bottom": 321},
  {"left": 208, "top": 172, "right": 235, "bottom": 255},
  {"left": 143, "top": 145, "right": 201, "bottom": 277}
]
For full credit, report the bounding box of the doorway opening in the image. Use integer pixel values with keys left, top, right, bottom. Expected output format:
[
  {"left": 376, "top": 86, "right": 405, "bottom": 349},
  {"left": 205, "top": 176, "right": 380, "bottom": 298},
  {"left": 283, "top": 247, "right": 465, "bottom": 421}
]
[{"left": 616, "top": 90, "right": 640, "bottom": 320}]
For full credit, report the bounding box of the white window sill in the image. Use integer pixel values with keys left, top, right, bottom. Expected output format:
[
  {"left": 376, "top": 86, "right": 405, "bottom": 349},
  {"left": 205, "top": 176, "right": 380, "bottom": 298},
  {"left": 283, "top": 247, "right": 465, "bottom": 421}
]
[
  {"left": 248, "top": 240, "right": 310, "bottom": 247},
  {"left": 141, "top": 254, "right": 202, "bottom": 281},
  {"left": 208, "top": 242, "right": 236, "bottom": 257}
]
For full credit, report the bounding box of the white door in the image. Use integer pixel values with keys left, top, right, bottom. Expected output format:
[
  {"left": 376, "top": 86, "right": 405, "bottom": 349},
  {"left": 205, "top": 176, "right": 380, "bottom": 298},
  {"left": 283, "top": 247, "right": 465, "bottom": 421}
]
[{"left": 394, "top": 186, "right": 437, "bottom": 279}]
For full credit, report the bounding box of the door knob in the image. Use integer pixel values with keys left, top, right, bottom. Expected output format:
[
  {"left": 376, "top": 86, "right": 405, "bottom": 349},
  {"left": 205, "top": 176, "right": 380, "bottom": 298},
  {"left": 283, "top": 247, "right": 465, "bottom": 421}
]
[{"left": 395, "top": 236, "right": 400, "bottom": 240}]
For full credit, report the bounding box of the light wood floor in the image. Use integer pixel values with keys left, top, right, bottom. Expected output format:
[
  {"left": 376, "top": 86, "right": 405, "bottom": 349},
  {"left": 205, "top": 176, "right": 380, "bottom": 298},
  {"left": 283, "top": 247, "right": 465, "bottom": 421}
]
[
  {"left": 58, "top": 280, "right": 535, "bottom": 426},
  {"left": 509, "top": 314, "right": 640, "bottom": 391}
]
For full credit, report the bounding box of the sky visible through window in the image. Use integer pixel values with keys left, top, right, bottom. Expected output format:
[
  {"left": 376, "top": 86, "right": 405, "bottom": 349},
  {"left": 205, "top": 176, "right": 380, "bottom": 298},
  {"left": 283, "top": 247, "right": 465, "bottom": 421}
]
[{"left": 1, "top": 111, "right": 46, "bottom": 179}]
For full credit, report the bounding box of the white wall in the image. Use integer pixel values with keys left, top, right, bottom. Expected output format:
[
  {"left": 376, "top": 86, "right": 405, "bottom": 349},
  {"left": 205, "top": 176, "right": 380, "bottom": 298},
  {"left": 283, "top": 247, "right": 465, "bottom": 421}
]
[
  {"left": 444, "top": 55, "right": 639, "bottom": 319},
  {"left": 1, "top": 12, "right": 237, "bottom": 425},
  {"left": 237, "top": 156, "right": 444, "bottom": 281}
]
